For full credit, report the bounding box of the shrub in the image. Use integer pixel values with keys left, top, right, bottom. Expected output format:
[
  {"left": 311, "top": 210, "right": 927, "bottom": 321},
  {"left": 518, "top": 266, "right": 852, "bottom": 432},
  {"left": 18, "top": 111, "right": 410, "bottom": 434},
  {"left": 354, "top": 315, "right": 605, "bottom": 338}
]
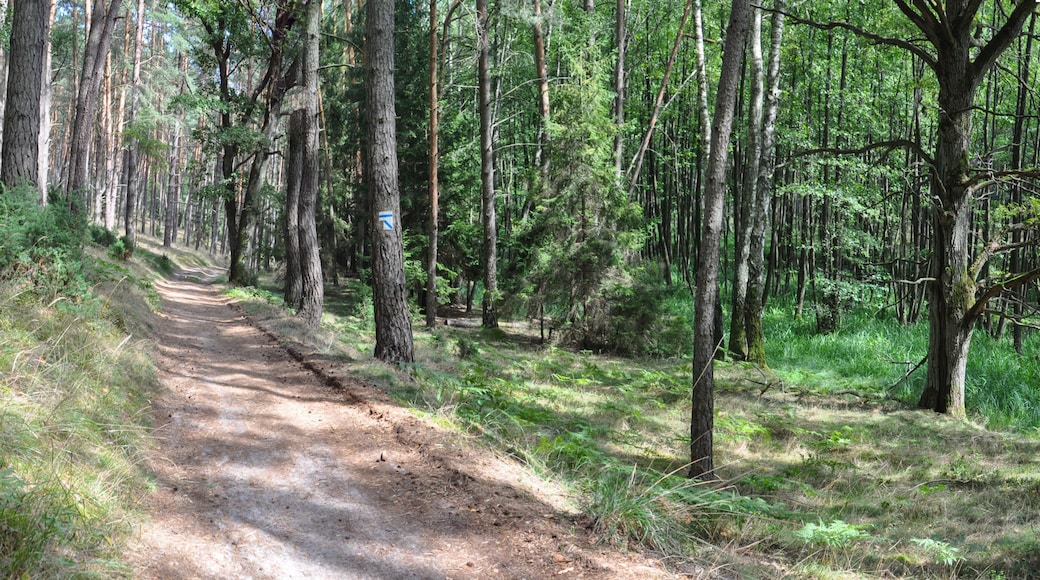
[{"left": 0, "top": 185, "right": 87, "bottom": 297}]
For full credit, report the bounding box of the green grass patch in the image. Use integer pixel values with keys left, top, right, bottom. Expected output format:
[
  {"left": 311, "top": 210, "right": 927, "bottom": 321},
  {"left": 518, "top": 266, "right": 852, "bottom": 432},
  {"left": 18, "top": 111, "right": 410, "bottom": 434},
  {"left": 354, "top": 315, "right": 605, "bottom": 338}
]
[
  {"left": 0, "top": 258, "right": 161, "bottom": 576},
  {"left": 222, "top": 269, "right": 1040, "bottom": 578}
]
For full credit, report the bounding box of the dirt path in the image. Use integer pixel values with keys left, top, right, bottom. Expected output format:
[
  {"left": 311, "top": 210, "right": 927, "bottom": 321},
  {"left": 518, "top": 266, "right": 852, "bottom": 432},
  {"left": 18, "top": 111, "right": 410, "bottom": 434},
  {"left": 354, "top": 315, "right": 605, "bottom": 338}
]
[{"left": 127, "top": 269, "right": 676, "bottom": 579}]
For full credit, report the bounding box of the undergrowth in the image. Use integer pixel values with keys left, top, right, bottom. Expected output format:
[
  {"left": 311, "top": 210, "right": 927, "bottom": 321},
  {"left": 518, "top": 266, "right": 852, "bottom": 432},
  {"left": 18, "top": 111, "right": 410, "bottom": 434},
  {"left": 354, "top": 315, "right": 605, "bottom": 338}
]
[
  {"left": 0, "top": 195, "right": 183, "bottom": 577},
  {"left": 238, "top": 269, "right": 1040, "bottom": 578}
]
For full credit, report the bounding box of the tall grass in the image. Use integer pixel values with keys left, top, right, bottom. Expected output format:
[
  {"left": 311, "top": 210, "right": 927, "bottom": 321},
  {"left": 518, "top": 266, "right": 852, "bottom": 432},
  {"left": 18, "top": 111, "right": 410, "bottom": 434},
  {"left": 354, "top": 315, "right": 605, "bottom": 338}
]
[
  {"left": 1, "top": 194, "right": 163, "bottom": 577},
  {"left": 764, "top": 299, "right": 1040, "bottom": 430}
]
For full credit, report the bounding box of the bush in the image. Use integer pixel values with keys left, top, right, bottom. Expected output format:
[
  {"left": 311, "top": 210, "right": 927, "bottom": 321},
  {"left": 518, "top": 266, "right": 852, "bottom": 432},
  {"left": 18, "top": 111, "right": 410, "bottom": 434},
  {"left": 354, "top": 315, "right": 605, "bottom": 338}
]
[
  {"left": 0, "top": 186, "right": 87, "bottom": 297},
  {"left": 557, "top": 269, "right": 692, "bottom": 357},
  {"left": 108, "top": 236, "right": 135, "bottom": 261},
  {"left": 89, "top": 225, "right": 118, "bottom": 247}
]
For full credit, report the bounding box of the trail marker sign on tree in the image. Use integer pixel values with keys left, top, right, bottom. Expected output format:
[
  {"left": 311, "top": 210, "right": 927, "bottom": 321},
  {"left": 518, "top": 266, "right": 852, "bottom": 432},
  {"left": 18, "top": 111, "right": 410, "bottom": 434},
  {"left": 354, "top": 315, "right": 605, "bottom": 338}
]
[{"left": 379, "top": 211, "right": 394, "bottom": 231}]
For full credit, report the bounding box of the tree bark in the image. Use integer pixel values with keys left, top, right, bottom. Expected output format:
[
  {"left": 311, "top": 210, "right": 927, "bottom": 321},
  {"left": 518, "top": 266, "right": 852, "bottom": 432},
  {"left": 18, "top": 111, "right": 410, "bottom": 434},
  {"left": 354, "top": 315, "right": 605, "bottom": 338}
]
[
  {"left": 729, "top": 6, "right": 764, "bottom": 360},
  {"left": 612, "top": 0, "right": 627, "bottom": 180},
  {"left": 65, "top": 0, "right": 121, "bottom": 203},
  {"left": 366, "top": 0, "right": 415, "bottom": 363},
  {"left": 532, "top": 0, "right": 551, "bottom": 187},
  {"left": 296, "top": 0, "right": 324, "bottom": 329},
  {"left": 426, "top": 0, "right": 441, "bottom": 328},
  {"left": 122, "top": 0, "right": 146, "bottom": 246},
  {"left": 478, "top": 0, "right": 499, "bottom": 329},
  {"left": 745, "top": 2, "right": 784, "bottom": 366},
  {"left": 690, "top": 0, "right": 750, "bottom": 481},
  {"left": 284, "top": 110, "right": 304, "bottom": 310},
  {"left": 1, "top": 0, "right": 49, "bottom": 191},
  {"left": 36, "top": 0, "right": 55, "bottom": 203},
  {"left": 897, "top": 0, "right": 1036, "bottom": 416}
]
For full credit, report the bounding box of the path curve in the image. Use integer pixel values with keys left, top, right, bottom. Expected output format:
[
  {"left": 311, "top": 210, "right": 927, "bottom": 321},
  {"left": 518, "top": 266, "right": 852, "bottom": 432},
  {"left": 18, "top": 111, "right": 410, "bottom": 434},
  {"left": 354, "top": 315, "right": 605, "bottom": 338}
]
[{"left": 127, "top": 269, "right": 674, "bottom": 579}]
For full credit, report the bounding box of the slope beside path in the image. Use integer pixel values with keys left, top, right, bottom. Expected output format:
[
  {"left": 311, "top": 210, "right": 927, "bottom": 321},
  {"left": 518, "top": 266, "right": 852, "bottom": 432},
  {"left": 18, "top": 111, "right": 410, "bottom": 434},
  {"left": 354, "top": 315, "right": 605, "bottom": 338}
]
[{"left": 126, "top": 268, "right": 675, "bottom": 579}]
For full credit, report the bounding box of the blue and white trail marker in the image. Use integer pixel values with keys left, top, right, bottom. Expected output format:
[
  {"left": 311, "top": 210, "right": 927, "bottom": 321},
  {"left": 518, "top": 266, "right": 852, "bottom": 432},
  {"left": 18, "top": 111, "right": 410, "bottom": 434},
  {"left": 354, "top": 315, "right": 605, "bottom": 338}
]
[{"left": 378, "top": 211, "right": 394, "bottom": 231}]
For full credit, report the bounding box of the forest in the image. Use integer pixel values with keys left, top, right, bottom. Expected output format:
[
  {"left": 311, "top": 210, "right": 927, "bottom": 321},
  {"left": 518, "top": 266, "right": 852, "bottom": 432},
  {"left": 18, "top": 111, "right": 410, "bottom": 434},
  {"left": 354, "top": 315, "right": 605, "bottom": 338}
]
[{"left": 1, "top": 0, "right": 1039, "bottom": 577}]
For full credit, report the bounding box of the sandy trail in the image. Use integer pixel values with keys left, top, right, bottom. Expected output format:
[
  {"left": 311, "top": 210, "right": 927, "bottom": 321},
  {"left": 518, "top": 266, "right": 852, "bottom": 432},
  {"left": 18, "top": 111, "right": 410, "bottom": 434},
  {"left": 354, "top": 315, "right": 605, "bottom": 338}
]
[{"left": 126, "top": 268, "right": 673, "bottom": 579}]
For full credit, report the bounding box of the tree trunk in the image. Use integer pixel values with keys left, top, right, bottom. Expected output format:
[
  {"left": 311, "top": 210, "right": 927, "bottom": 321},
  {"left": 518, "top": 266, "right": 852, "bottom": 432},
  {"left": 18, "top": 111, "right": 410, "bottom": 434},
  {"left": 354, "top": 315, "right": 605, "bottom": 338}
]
[
  {"left": 36, "top": 1, "right": 55, "bottom": 203},
  {"left": 745, "top": 2, "right": 784, "bottom": 366},
  {"left": 426, "top": 0, "right": 440, "bottom": 328},
  {"left": 690, "top": 0, "right": 750, "bottom": 481},
  {"left": 612, "top": 0, "right": 627, "bottom": 180},
  {"left": 729, "top": 6, "right": 763, "bottom": 360},
  {"left": 285, "top": 112, "right": 305, "bottom": 310},
  {"left": 296, "top": 0, "right": 324, "bottom": 329},
  {"left": 65, "top": 0, "right": 121, "bottom": 203},
  {"left": 366, "top": 0, "right": 415, "bottom": 363},
  {"left": 478, "top": 0, "right": 499, "bottom": 329},
  {"left": 1, "top": 0, "right": 49, "bottom": 191},
  {"left": 532, "top": 0, "right": 550, "bottom": 187},
  {"left": 122, "top": 0, "right": 146, "bottom": 246},
  {"left": 424, "top": 0, "right": 440, "bottom": 330},
  {"left": 164, "top": 121, "right": 181, "bottom": 247},
  {"left": 900, "top": 0, "right": 1036, "bottom": 416}
]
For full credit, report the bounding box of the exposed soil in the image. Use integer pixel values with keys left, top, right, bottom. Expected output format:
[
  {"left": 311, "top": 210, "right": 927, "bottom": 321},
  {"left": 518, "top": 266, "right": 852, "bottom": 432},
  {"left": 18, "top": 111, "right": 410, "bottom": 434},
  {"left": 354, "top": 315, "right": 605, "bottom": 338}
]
[{"left": 126, "top": 269, "right": 679, "bottom": 579}]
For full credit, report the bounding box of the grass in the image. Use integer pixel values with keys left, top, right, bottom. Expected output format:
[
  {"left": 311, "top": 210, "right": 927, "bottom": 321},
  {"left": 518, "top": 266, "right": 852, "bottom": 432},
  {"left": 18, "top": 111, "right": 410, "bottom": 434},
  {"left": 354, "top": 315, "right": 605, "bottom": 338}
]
[
  {"left": 227, "top": 276, "right": 1040, "bottom": 578},
  {"left": 0, "top": 223, "right": 221, "bottom": 578},
  {"left": 11, "top": 216, "right": 1036, "bottom": 579}
]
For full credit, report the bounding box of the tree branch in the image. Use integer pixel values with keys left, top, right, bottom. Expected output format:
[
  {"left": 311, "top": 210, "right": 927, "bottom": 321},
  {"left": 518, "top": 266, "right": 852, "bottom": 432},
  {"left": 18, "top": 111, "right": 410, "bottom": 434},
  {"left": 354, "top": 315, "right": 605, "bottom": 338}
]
[
  {"left": 775, "top": 6, "right": 938, "bottom": 68},
  {"left": 782, "top": 139, "right": 935, "bottom": 169},
  {"left": 965, "top": 267, "right": 1040, "bottom": 324},
  {"left": 964, "top": 167, "right": 1040, "bottom": 195},
  {"left": 972, "top": 0, "right": 1038, "bottom": 79}
]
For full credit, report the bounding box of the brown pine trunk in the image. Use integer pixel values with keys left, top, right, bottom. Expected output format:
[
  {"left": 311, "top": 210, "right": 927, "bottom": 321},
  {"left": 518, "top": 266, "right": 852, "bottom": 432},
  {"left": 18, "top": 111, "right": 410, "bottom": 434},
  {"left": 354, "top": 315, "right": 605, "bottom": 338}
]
[
  {"left": 366, "top": 0, "right": 415, "bottom": 363},
  {"left": 284, "top": 110, "right": 305, "bottom": 310},
  {"left": 1, "top": 0, "right": 49, "bottom": 190},
  {"left": 296, "top": 0, "right": 324, "bottom": 329},
  {"left": 65, "top": 0, "right": 121, "bottom": 202},
  {"left": 122, "top": 0, "right": 145, "bottom": 246},
  {"left": 478, "top": 0, "right": 498, "bottom": 329},
  {"left": 426, "top": 0, "right": 440, "bottom": 328},
  {"left": 690, "top": 0, "right": 750, "bottom": 481}
]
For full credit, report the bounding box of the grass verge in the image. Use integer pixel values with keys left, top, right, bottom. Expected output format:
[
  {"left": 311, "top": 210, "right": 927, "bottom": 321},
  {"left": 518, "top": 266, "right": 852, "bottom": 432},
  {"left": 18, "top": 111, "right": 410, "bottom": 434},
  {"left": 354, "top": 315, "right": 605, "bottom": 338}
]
[{"left": 0, "top": 225, "right": 219, "bottom": 578}]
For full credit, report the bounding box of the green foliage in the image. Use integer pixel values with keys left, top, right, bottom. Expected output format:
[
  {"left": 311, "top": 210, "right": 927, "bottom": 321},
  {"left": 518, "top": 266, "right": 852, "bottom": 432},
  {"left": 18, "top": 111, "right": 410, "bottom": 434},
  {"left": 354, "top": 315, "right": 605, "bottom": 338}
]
[
  {"left": 909, "top": 537, "right": 962, "bottom": 567},
  {"left": 795, "top": 519, "right": 871, "bottom": 549},
  {"left": 0, "top": 468, "right": 72, "bottom": 575},
  {"left": 0, "top": 185, "right": 87, "bottom": 298},
  {"left": 89, "top": 226, "right": 118, "bottom": 248},
  {"left": 108, "top": 236, "right": 136, "bottom": 261},
  {"left": 0, "top": 245, "right": 160, "bottom": 576}
]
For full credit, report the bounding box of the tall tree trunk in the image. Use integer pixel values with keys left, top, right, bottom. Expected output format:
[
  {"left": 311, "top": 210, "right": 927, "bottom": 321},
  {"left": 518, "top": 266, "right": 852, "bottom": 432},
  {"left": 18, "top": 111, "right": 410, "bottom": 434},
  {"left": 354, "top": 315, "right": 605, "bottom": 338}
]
[
  {"left": 296, "top": 0, "right": 324, "bottom": 329},
  {"left": 903, "top": 0, "right": 1035, "bottom": 416},
  {"left": 532, "top": 0, "right": 550, "bottom": 187},
  {"left": 164, "top": 120, "right": 181, "bottom": 247},
  {"left": 426, "top": 0, "right": 440, "bottom": 328},
  {"left": 478, "top": 0, "right": 499, "bottom": 329},
  {"left": 744, "top": 1, "right": 784, "bottom": 366},
  {"left": 122, "top": 0, "right": 146, "bottom": 246},
  {"left": 285, "top": 110, "right": 304, "bottom": 310},
  {"left": 37, "top": 1, "right": 55, "bottom": 203},
  {"left": 1, "top": 0, "right": 49, "bottom": 191},
  {"left": 690, "top": 0, "right": 750, "bottom": 481},
  {"left": 612, "top": 0, "right": 627, "bottom": 180},
  {"left": 366, "top": 0, "right": 415, "bottom": 363},
  {"left": 0, "top": 0, "right": 9, "bottom": 158},
  {"left": 728, "top": 6, "right": 764, "bottom": 360},
  {"left": 65, "top": 0, "right": 121, "bottom": 204}
]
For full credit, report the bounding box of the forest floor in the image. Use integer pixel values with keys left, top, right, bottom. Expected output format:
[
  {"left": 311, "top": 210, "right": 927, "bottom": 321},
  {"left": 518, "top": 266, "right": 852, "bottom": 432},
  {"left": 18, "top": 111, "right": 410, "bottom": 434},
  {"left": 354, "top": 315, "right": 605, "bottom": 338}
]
[{"left": 124, "top": 267, "right": 679, "bottom": 579}]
